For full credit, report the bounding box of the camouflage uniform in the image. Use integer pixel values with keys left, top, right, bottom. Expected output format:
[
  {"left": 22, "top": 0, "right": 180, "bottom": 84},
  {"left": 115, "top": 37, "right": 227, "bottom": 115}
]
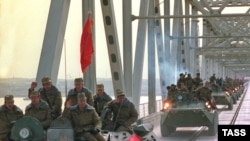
[
  {"left": 25, "top": 91, "right": 53, "bottom": 130},
  {"left": 0, "top": 95, "right": 23, "bottom": 141},
  {"left": 103, "top": 90, "right": 138, "bottom": 132},
  {"left": 63, "top": 93, "right": 105, "bottom": 141},
  {"left": 67, "top": 78, "right": 94, "bottom": 106},
  {"left": 94, "top": 84, "right": 112, "bottom": 116}
]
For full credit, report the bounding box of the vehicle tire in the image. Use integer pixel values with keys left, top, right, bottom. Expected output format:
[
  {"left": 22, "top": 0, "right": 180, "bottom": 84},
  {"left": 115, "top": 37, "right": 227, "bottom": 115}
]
[{"left": 208, "top": 111, "right": 218, "bottom": 136}]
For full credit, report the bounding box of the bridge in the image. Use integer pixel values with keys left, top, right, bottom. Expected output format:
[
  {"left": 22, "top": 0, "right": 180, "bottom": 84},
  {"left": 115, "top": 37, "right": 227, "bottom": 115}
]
[{"left": 1, "top": 0, "right": 250, "bottom": 140}]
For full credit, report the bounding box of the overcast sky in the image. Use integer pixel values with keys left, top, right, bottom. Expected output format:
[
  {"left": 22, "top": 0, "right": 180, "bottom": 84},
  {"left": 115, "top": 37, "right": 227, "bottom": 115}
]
[
  {"left": 0, "top": 0, "right": 132, "bottom": 79},
  {"left": 0, "top": 0, "right": 246, "bottom": 79}
]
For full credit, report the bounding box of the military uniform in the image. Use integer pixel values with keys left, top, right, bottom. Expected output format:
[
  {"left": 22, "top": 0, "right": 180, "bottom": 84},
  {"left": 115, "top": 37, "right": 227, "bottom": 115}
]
[
  {"left": 193, "top": 73, "right": 203, "bottom": 87},
  {"left": 29, "top": 77, "right": 62, "bottom": 120},
  {"left": 0, "top": 95, "right": 23, "bottom": 141},
  {"left": 195, "top": 82, "right": 212, "bottom": 101},
  {"left": 177, "top": 73, "right": 186, "bottom": 89},
  {"left": 67, "top": 78, "right": 94, "bottom": 106},
  {"left": 185, "top": 74, "right": 194, "bottom": 92},
  {"left": 94, "top": 84, "right": 112, "bottom": 116},
  {"left": 103, "top": 90, "right": 138, "bottom": 132},
  {"left": 25, "top": 91, "right": 52, "bottom": 130},
  {"left": 63, "top": 93, "right": 105, "bottom": 141}
]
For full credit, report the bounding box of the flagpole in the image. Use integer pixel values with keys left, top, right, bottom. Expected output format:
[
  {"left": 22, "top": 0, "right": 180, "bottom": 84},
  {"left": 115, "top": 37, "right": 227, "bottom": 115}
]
[{"left": 63, "top": 39, "right": 68, "bottom": 97}]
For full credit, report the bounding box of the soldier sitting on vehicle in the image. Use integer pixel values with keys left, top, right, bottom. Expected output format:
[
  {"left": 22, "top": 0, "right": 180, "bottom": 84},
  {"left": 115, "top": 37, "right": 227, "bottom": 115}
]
[
  {"left": 29, "top": 77, "right": 62, "bottom": 120},
  {"left": 193, "top": 81, "right": 217, "bottom": 109},
  {"left": 25, "top": 91, "right": 53, "bottom": 130},
  {"left": 63, "top": 93, "right": 105, "bottom": 141},
  {"left": 209, "top": 74, "right": 220, "bottom": 92},
  {"left": 66, "top": 78, "right": 94, "bottom": 106},
  {"left": 0, "top": 95, "right": 23, "bottom": 141},
  {"left": 193, "top": 73, "right": 203, "bottom": 88},
  {"left": 94, "top": 84, "right": 112, "bottom": 116},
  {"left": 102, "top": 89, "right": 138, "bottom": 133},
  {"left": 176, "top": 82, "right": 189, "bottom": 101}
]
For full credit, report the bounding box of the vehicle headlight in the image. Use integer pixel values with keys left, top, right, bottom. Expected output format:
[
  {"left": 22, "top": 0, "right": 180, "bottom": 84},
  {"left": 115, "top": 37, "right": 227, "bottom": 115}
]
[
  {"left": 19, "top": 128, "right": 30, "bottom": 139},
  {"left": 205, "top": 101, "right": 211, "bottom": 109},
  {"left": 163, "top": 102, "right": 170, "bottom": 110}
]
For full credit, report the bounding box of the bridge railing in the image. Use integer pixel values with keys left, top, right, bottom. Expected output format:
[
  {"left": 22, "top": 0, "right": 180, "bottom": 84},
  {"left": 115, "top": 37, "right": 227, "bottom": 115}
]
[{"left": 138, "top": 99, "right": 162, "bottom": 118}]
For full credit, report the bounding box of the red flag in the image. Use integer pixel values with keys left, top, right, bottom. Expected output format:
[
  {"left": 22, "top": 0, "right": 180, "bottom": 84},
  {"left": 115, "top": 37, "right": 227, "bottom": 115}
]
[{"left": 80, "top": 13, "right": 94, "bottom": 73}]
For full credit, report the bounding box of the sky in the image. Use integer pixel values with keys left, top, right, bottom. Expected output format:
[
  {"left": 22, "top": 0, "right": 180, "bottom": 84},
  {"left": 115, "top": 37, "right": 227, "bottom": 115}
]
[
  {"left": 0, "top": 0, "right": 146, "bottom": 79},
  {"left": 0, "top": 0, "right": 246, "bottom": 79}
]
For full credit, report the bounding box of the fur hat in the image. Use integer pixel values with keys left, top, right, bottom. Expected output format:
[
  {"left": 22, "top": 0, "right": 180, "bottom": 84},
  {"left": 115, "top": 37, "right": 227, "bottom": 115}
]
[{"left": 5, "top": 94, "right": 14, "bottom": 102}]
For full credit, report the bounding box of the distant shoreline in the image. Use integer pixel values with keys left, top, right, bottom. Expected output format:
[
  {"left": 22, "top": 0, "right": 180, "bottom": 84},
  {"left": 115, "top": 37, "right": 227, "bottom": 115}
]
[{"left": 0, "top": 78, "right": 163, "bottom": 97}]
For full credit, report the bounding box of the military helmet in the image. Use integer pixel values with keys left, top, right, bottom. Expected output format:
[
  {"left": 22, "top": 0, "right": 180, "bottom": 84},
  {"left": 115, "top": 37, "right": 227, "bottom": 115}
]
[{"left": 5, "top": 94, "right": 14, "bottom": 102}]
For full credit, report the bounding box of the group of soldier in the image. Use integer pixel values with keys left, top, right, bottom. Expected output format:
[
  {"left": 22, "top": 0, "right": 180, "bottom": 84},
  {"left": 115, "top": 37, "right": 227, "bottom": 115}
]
[
  {"left": 0, "top": 77, "right": 138, "bottom": 141},
  {"left": 164, "top": 72, "right": 217, "bottom": 107},
  {"left": 164, "top": 72, "right": 244, "bottom": 110}
]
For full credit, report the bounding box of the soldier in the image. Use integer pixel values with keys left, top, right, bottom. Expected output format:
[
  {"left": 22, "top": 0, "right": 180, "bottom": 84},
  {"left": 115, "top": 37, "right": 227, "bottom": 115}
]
[
  {"left": 193, "top": 73, "right": 203, "bottom": 88},
  {"left": 66, "top": 78, "right": 94, "bottom": 106},
  {"left": 164, "top": 86, "right": 172, "bottom": 102},
  {"left": 94, "top": 84, "right": 112, "bottom": 116},
  {"left": 209, "top": 74, "right": 216, "bottom": 84},
  {"left": 178, "top": 82, "right": 189, "bottom": 101},
  {"left": 177, "top": 73, "right": 186, "bottom": 89},
  {"left": 209, "top": 74, "right": 220, "bottom": 92},
  {"left": 63, "top": 93, "right": 105, "bottom": 141},
  {"left": 0, "top": 95, "right": 23, "bottom": 141},
  {"left": 194, "top": 81, "right": 212, "bottom": 101},
  {"left": 28, "top": 76, "right": 62, "bottom": 120},
  {"left": 25, "top": 91, "right": 53, "bottom": 130},
  {"left": 194, "top": 81, "right": 216, "bottom": 109},
  {"left": 102, "top": 89, "right": 138, "bottom": 133},
  {"left": 185, "top": 73, "right": 194, "bottom": 92}
]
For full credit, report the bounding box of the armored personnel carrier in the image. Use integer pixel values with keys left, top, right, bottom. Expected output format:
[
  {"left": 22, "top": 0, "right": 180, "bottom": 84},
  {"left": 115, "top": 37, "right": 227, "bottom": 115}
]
[
  {"left": 160, "top": 93, "right": 218, "bottom": 137},
  {"left": 210, "top": 84, "right": 235, "bottom": 110}
]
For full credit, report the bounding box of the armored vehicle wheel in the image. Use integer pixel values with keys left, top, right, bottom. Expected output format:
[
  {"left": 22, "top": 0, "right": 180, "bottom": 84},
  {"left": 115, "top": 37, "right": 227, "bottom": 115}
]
[
  {"left": 161, "top": 125, "right": 175, "bottom": 137},
  {"left": 208, "top": 111, "right": 218, "bottom": 136},
  {"left": 228, "top": 99, "right": 233, "bottom": 110}
]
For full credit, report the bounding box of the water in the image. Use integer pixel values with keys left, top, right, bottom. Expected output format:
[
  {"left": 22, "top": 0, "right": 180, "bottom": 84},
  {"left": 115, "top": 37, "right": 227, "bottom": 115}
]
[
  {"left": 0, "top": 78, "right": 163, "bottom": 97},
  {"left": 0, "top": 78, "right": 163, "bottom": 117}
]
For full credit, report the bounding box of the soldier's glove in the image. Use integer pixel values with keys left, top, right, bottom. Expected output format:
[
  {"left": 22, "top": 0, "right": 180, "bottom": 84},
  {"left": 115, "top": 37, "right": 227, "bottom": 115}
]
[{"left": 89, "top": 128, "right": 100, "bottom": 135}]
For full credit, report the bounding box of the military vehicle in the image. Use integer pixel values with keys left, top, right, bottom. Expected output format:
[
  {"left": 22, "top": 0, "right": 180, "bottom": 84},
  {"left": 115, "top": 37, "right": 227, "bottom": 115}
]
[
  {"left": 160, "top": 92, "right": 218, "bottom": 137},
  {"left": 210, "top": 84, "right": 235, "bottom": 110},
  {"left": 11, "top": 116, "right": 44, "bottom": 141},
  {"left": 10, "top": 114, "right": 156, "bottom": 141}
]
